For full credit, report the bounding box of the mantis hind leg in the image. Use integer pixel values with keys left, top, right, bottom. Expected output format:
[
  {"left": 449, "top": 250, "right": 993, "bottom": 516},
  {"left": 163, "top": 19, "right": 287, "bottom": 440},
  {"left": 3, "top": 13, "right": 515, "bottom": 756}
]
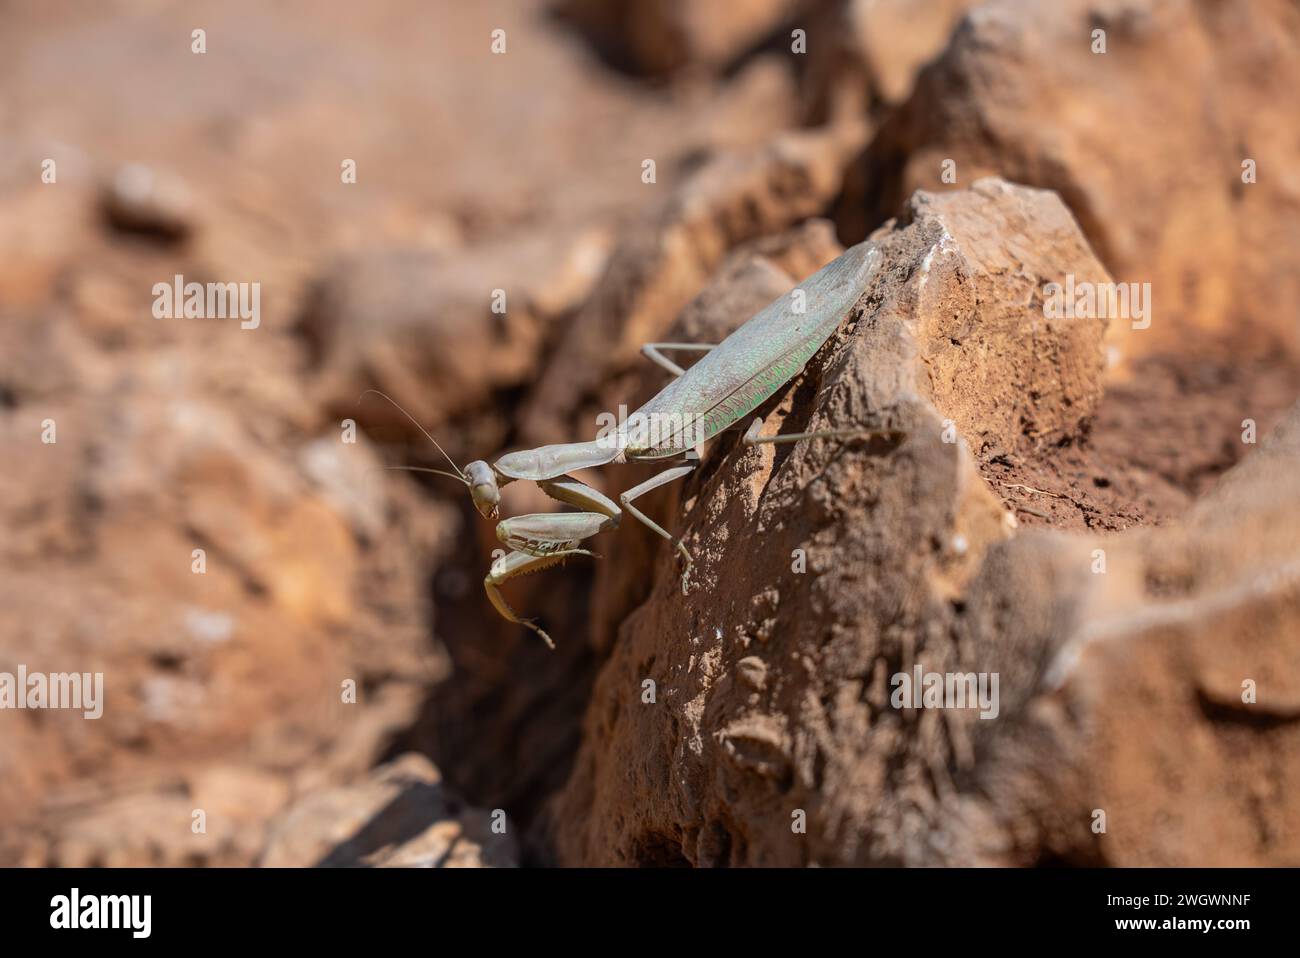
[
  {"left": 484, "top": 548, "right": 596, "bottom": 649},
  {"left": 618, "top": 464, "right": 697, "bottom": 595},
  {"left": 742, "top": 415, "right": 906, "bottom": 450}
]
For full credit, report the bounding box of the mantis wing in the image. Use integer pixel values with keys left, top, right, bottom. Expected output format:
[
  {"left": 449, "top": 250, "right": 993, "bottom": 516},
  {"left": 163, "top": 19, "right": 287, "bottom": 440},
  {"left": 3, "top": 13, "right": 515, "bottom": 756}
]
[{"left": 628, "top": 241, "right": 880, "bottom": 455}]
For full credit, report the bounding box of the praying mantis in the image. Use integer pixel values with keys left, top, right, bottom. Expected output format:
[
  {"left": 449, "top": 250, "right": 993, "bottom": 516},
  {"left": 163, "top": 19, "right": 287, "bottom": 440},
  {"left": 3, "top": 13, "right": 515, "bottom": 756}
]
[{"left": 385, "top": 239, "right": 902, "bottom": 648}]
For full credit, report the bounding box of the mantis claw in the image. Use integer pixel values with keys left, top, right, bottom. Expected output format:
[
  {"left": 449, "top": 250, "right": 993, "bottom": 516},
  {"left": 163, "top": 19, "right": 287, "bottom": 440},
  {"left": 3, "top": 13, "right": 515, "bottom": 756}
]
[
  {"left": 521, "top": 618, "right": 556, "bottom": 650},
  {"left": 677, "top": 543, "right": 694, "bottom": 595}
]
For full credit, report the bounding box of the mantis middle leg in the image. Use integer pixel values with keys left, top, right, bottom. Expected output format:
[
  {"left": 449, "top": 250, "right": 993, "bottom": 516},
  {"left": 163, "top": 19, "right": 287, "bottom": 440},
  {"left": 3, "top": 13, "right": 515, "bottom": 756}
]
[
  {"left": 642, "top": 342, "right": 717, "bottom": 378},
  {"left": 618, "top": 464, "right": 697, "bottom": 594}
]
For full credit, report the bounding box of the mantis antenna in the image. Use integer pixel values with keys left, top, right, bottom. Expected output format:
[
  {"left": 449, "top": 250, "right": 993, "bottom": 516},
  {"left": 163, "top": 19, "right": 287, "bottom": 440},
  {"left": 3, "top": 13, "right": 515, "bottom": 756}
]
[
  {"left": 358, "top": 388, "right": 469, "bottom": 485},
  {"left": 385, "top": 464, "right": 469, "bottom": 485}
]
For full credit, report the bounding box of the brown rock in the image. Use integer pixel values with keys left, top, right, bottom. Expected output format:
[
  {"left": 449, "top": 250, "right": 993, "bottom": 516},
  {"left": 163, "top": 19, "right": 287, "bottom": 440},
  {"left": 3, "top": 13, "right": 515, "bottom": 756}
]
[
  {"left": 939, "top": 398, "right": 1300, "bottom": 866},
  {"left": 553, "top": 0, "right": 805, "bottom": 76},
  {"left": 101, "top": 164, "right": 195, "bottom": 241},
  {"left": 298, "top": 227, "right": 611, "bottom": 451},
  {"left": 548, "top": 175, "right": 1300, "bottom": 866},
  {"left": 546, "top": 178, "right": 1114, "bottom": 865},
  {"left": 261, "top": 754, "right": 518, "bottom": 867},
  {"left": 804, "top": 0, "right": 978, "bottom": 123},
  {"left": 857, "top": 0, "right": 1300, "bottom": 359}
]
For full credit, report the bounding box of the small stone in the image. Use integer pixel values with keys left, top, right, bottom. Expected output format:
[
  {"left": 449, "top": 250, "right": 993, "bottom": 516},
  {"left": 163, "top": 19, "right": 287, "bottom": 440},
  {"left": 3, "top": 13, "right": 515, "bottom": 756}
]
[
  {"left": 102, "top": 163, "right": 194, "bottom": 240},
  {"left": 736, "top": 655, "right": 768, "bottom": 690}
]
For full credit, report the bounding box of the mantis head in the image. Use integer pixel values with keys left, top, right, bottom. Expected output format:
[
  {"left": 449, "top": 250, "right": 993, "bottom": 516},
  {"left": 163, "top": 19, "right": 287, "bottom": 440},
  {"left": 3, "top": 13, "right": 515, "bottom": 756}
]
[
  {"left": 465, "top": 460, "right": 501, "bottom": 519},
  {"left": 359, "top": 390, "right": 499, "bottom": 514}
]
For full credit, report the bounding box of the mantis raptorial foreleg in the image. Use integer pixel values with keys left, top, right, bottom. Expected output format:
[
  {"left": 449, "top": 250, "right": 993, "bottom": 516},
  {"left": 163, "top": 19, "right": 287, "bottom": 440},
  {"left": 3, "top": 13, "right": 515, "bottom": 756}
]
[
  {"left": 618, "top": 464, "right": 697, "bottom": 594},
  {"left": 494, "top": 476, "right": 619, "bottom": 556},
  {"left": 485, "top": 548, "right": 597, "bottom": 649},
  {"left": 641, "top": 342, "right": 717, "bottom": 378},
  {"left": 485, "top": 477, "right": 617, "bottom": 648},
  {"left": 539, "top": 476, "right": 620, "bottom": 516},
  {"left": 486, "top": 466, "right": 696, "bottom": 645}
]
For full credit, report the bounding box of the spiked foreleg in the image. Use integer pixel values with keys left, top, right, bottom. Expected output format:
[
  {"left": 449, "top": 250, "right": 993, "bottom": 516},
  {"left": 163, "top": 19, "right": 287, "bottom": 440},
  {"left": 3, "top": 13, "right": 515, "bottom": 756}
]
[
  {"left": 485, "top": 476, "right": 621, "bottom": 648},
  {"left": 484, "top": 548, "right": 596, "bottom": 649},
  {"left": 494, "top": 476, "right": 622, "bottom": 557}
]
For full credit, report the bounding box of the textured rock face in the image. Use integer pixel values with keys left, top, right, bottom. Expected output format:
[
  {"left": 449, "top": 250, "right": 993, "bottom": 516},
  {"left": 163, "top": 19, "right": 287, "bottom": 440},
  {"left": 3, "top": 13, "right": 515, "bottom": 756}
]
[
  {"left": 804, "top": 0, "right": 979, "bottom": 122},
  {"left": 547, "top": 177, "right": 1300, "bottom": 866},
  {"left": 935, "top": 400, "right": 1300, "bottom": 867},
  {"left": 3, "top": 0, "right": 1297, "bottom": 871},
  {"left": 0, "top": 0, "right": 821, "bottom": 867},
  {"left": 857, "top": 0, "right": 1300, "bottom": 358},
  {"left": 549, "top": 179, "right": 1122, "bottom": 865}
]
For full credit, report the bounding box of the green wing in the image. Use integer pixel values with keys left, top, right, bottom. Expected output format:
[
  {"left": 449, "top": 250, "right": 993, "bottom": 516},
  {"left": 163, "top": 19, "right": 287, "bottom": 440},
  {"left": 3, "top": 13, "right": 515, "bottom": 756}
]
[{"left": 628, "top": 241, "right": 879, "bottom": 457}]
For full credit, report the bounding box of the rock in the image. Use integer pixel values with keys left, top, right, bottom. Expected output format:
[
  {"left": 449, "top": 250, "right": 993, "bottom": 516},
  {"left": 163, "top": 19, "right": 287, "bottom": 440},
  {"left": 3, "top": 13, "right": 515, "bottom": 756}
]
[
  {"left": 938, "top": 398, "right": 1300, "bottom": 866},
  {"left": 297, "top": 227, "right": 611, "bottom": 454},
  {"left": 261, "top": 754, "right": 518, "bottom": 867},
  {"left": 0, "top": 0, "right": 851, "bottom": 869},
  {"left": 548, "top": 176, "right": 1300, "bottom": 866},
  {"left": 856, "top": 0, "right": 1300, "bottom": 359},
  {"left": 101, "top": 164, "right": 195, "bottom": 240},
  {"left": 804, "top": 0, "right": 978, "bottom": 122},
  {"left": 545, "top": 178, "right": 1114, "bottom": 865},
  {"left": 5, "top": 0, "right": 1297, "bottom": 874},
  {"left": 0, "top": 331, "right": 445, "bottom": 861},
  {"left": 553, "top": 0, "right": 805, "bottom": 76}
]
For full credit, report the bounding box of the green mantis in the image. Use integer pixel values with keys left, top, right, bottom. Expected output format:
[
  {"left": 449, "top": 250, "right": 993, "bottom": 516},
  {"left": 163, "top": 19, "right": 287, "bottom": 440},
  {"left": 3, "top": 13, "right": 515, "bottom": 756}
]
[{"left": 396, "top": 239, "right": 901, "bottom": 648}]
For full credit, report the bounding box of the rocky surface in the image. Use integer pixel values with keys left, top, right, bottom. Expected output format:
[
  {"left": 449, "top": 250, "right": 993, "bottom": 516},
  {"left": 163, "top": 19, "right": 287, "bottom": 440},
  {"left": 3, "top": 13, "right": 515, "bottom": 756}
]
[
  {"left": 0, "top": 0, "right": 731, "bottom": 866},
  {"left": 1, "top": 0, "right": 1296, "bottom": 868},
  {"left": 261, "top": 754, "right": 518, "bottom": 867},
  {"left": 546, "top": 177, "right": 1300, "bottom": 865},
  {"left": 855, "top": 0, "right": 1300, "bottom": 358},
  {"left": 553, "top": 0, "right": 807, "bottom": 76}
]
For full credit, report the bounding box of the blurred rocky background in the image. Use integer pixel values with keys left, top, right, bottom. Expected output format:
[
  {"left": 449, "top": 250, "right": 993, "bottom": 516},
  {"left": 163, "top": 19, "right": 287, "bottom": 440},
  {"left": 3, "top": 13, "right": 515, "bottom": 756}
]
[{"left": 0, "top": 0, "right": 1296, "bottom": 867}]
